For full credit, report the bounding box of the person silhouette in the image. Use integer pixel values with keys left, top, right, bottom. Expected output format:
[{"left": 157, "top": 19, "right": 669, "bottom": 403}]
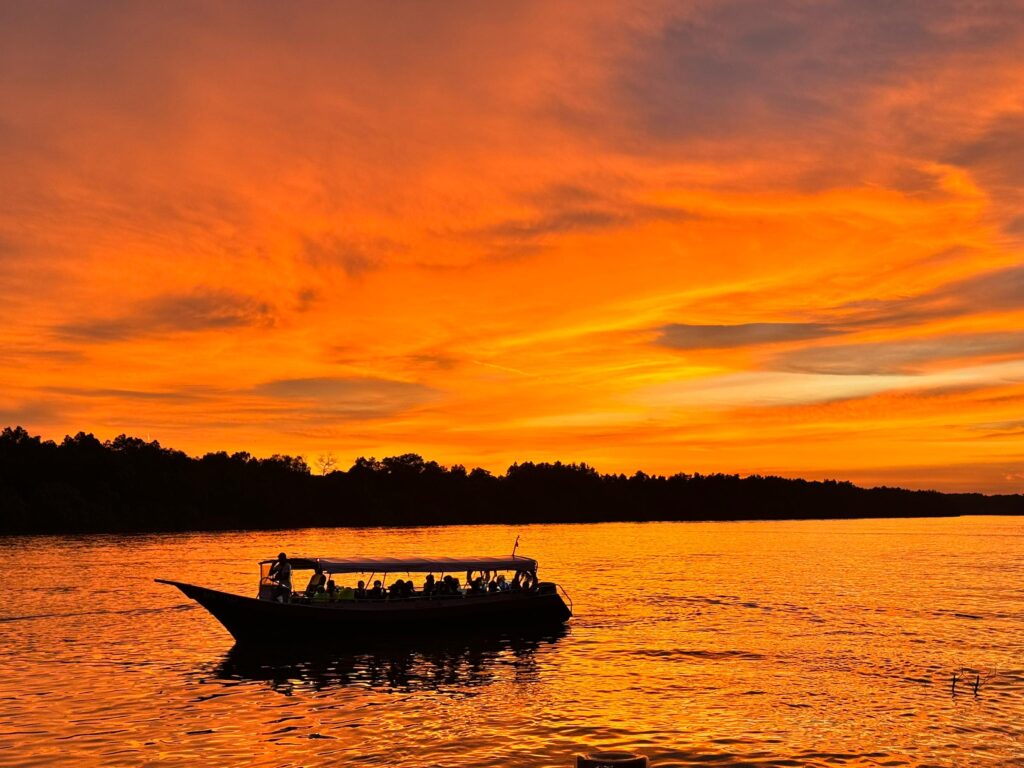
[{"left": 268, "top": 552, "right": 292, "bottom": 602}]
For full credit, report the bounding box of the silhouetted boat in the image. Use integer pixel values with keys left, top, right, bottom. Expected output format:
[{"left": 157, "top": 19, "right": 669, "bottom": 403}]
[{"left": 157, "top": 554, "right": 572, "bottom": 645}]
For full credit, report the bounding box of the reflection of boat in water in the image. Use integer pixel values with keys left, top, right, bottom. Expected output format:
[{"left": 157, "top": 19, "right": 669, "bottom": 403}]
[
  {"left": 213, "top": 624, "right": 569, "bottom": 694},
  {"left": 158, "top": 554, "right": 572, "bottom": 644}
]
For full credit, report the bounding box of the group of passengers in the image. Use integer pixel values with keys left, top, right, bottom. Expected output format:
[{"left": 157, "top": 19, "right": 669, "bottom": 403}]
[{"left": 267, "top": 553, "right": 538, "bottom": 604}]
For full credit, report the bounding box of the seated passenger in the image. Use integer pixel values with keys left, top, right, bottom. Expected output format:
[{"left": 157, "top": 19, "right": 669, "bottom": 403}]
[
  {"left": 422, "top": 574, "right": 436, "bottom": 596},
  {"left": 495, "top": 574, "right": 508, "bottom": 591},
  {"left": 368, "top": 580, "right": 385, "bottom": 598},
  {"left": 487, "top": 577, "right": 498, "bottom": 593},
  {"left": 470, "top": 575, "right": 485, "bottom": 594},
  {"left": 403, "top": 580, "right": 415, "bottom": 597},
  {"left": 354, "top": 580, "right": 367, "bottom": 599},
  {"left": 326, "top": 579, "right": 337, "bottom": 600},
  {"left": 305, "top": 569, "right": 327, "bottom": 597}
]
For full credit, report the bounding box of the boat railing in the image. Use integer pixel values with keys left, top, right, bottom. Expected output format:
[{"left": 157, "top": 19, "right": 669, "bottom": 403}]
[
  {"left": 557, "top": 583, "right": 573, "bottom": 615},
  {"left": 296, "top": 589, "right": 530, "bottom": 605}
]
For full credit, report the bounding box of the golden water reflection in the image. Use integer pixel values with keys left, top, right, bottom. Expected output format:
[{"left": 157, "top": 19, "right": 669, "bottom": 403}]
[
  {"left": 1, "top": 518, "right": 1022, "bottom": 767},
  {"left": 213, "top": 627, "right": 567, "bottom": 696}
]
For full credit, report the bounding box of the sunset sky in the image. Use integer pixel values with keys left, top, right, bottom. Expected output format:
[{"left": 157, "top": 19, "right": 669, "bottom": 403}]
[{"left": 2, "top": 1, "right": 1023, "bottom": 492}]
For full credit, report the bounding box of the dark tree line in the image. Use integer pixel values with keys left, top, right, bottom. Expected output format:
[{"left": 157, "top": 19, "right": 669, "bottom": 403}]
[{"left": 0, "top": 425, "right": 1020, "bottom": 534}]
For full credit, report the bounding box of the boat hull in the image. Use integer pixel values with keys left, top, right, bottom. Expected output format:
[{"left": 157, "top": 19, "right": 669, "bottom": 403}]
[{"left": 157, "top": 579, "right": 572, "bottom": 645}]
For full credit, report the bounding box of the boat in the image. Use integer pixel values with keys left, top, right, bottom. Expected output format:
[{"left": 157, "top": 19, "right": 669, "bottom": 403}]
[{"left": 157, "top": 554, "right": 573, "bottom": 645}]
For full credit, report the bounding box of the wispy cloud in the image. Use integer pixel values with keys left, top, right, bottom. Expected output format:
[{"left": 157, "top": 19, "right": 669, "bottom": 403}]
[
  {"left": 657, "top": 264, "right": 1024, "bottom": 362},
  {"left": 300, "top": 234, "right": 399, "bottom": 277},
  {"left": 42, "top": 386, "right": 205, "bottom": 402},
  {"left": 465, "top": 181, "right": 696, "bottom": 260},
  {"left": 56, "top": 290, "right": 273, "bottom": 342},
  {"left": 657, "top": 322, "right": 838, "bottom": 350},
  {"left": 251, "top": 376, "right": 439, "bottom": 420},
  {"left": 773, "top": 332, "right": 1024, "bottom": 376}
]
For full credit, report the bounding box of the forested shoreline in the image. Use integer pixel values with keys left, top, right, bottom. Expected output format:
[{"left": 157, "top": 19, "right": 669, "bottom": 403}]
[{"left": 0, "top": 426, "right": 1020, "bottom": 534}]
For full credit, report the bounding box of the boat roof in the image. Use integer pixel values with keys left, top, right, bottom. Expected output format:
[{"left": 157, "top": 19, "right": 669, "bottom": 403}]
[{"left": 260, "top": 555, "right": 538, "bottom": 574}]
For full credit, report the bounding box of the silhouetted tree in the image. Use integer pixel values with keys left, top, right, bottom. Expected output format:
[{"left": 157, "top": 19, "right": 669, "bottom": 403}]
[
  {"left": 0, "top": 425, "right": 1021, "bottom": 534},
  {"left": 316, "top": 453, "right": 337, "bottom": 476}
]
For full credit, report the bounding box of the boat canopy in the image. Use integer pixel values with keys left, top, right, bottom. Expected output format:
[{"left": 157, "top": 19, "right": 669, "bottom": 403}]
[{"left": 259, "top": 555, "right": 538, "bottom": 574}]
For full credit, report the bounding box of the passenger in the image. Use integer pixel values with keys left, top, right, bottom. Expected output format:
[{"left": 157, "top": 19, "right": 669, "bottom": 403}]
[
  {"left": 495, "top": 574, "right": 508, "bottom": 592},
  {"left": 487, "top": 577, "right": 498, "bottom": 593},
  {"left": 470, "top": 575, "right": 485, "bottom": 594},
  {"left": 423, "top": 574, "right": 436, "bottom": 596},
  {"left": 326, "top": 579, "right": 337, "bottom": 600},
  {"left": 523, "top": 570, "right": 538, "bottom": 591},
  {"left": 305, "top": 568, "right": 327, "bottom": 597},
  {"left": 354, "top": 580, "right": 367, "bottom": 599},
  {"left": 268, "top": 552, "right": 292, "bottom": 602},
  {"left": 403, "top": 579, "right": 415, "bottom": 597},
  {"left": 369, "top": 580, "right": 385, "bottom": 599},
  {"left": 451, "top": 577, "right": 462, "bottom": 595}
]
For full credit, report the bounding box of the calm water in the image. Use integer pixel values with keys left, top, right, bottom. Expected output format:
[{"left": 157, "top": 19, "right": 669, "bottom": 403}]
[{"left": 1, "top": 518, "right": 1022, "bottom": 767}]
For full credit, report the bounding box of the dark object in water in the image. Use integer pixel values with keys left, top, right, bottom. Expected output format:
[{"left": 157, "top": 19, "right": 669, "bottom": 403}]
[
  {"left": 156, "top": 553, "right": 572, "bottom": 645},
  {"left": 576, "top": 752, "right": 648, "bottom": 767}
]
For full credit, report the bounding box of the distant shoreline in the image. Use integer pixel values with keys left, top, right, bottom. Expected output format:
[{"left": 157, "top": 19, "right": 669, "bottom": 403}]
[
  {"left": 4, "top": 513, "right": 1023, "bottom": 540},
  {"left": 2, "top": 426, "right": 1022, "bottom": 535}
]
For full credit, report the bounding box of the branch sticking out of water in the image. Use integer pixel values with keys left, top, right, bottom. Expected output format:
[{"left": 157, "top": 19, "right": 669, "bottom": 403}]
[{"left": 951, "top": 666, "right": 999, "bottom": 697}]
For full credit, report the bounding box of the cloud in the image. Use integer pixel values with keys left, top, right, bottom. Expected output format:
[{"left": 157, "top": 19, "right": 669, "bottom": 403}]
[
  {"left": 656, "top": 322, "right": 838, "bottom": 350},
  {"left": 251, "top": 376, "right": 439, "bottom": 420},
  {"left": 774, "top": 332, "right": 1024, "bottom": 376},
  {"left": 638, "top": 359, "right": 1024, "bottom": 412},
  {"left": 0, "top": 401, "right": 62, "bottom": 426},
  {"left": 613, "top": 2, "right": 1023, "bottom": 145},
  {"left": 832, "top": 265, "right": 1024, "bottom": 331},
  {"left": 479, "top": 208, "right": 625, "bottom": 241},
  {"left": 56, "top": 290, "right": 273, "bottom": 342},
  {"left": 42, "top": 386, "right": 203, "bottom": 401},
  {"left": 970, "top": 418, "right": 1024, "bottom": 437},
  {"left": 300, "top": 234, "right": 398, "bottom": 277},
  {"left": 466, "top": 182, "right": 697, "bottom": 261},
  {"left": 947, "top": 110, "right": 1024, "bottom": 188},
  {"left": 407, "top": 353, "right": 458, "bottom": 371},
  {"left": 1004, "top": 215, "right": 1024, "bottom": 236},
  {"left": 659, "top": 263, "right": 1024, "bottom": 356}
]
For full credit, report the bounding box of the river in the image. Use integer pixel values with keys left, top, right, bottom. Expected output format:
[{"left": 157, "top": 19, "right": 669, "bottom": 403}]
[{"left": 1, "top": 517, "right": 1022, "bottom": 766}]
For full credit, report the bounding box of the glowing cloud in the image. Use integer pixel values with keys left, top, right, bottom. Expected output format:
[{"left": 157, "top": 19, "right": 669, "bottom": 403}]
[{"left": 1, "top": 1, "right": 1023, "bottom": 492}]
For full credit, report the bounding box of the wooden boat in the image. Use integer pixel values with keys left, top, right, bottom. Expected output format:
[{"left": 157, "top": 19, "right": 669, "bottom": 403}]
[{"left": 157, "top": 554, "right": 572, "bottom": 645}]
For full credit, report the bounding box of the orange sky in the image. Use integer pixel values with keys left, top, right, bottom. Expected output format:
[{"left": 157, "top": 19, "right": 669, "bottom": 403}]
[{"left": 2, "top": 2, "right": 1023, "bottom": 492}]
